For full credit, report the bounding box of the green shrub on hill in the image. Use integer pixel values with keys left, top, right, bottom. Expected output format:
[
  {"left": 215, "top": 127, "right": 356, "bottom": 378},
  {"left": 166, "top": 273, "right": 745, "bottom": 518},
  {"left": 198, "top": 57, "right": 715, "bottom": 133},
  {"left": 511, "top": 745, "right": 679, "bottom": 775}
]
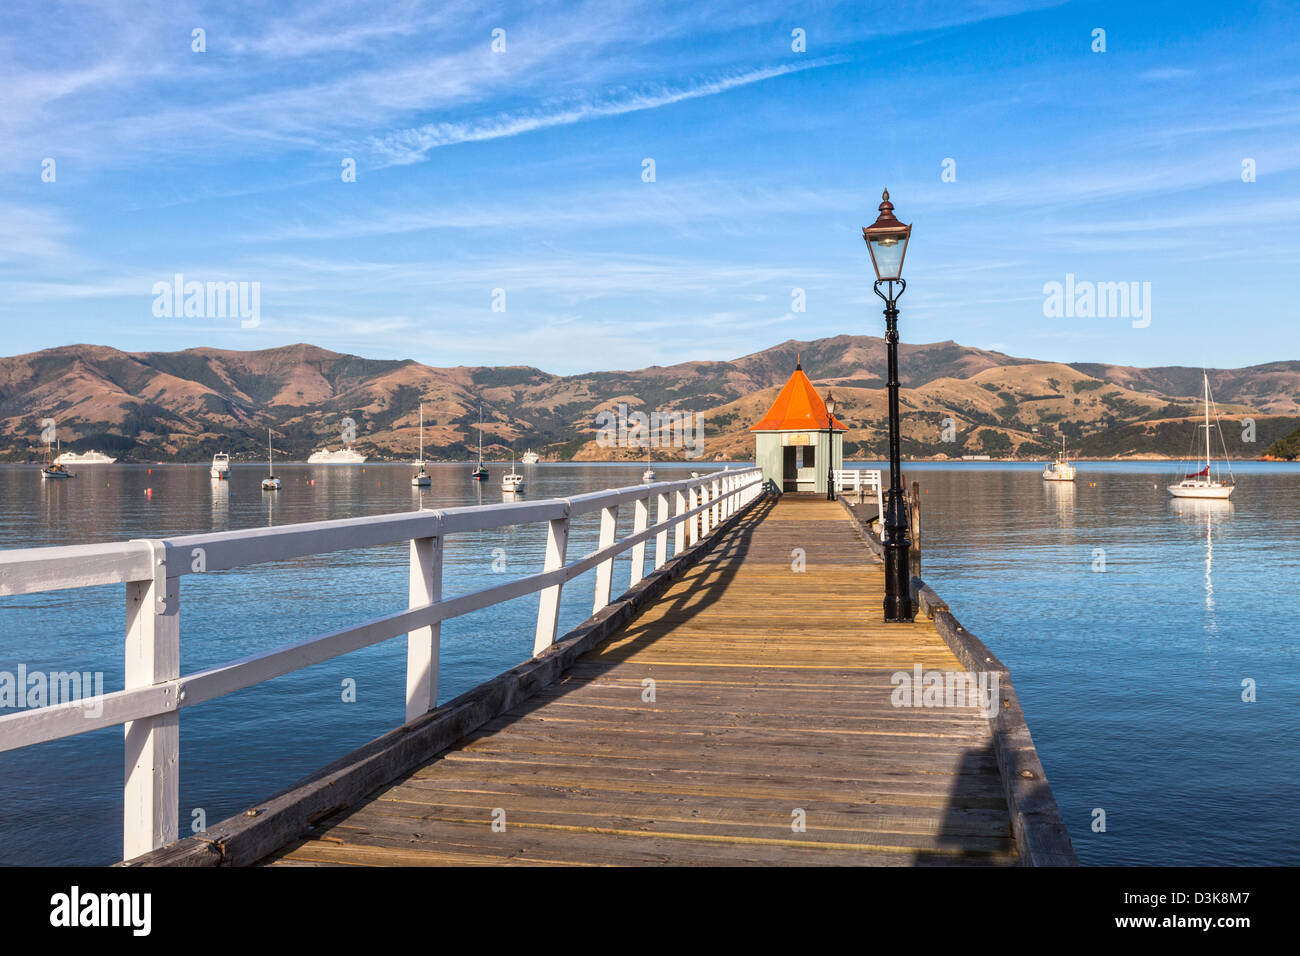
[{"left": 1265, "top": 426, "right": 1300, "bottom": 460}]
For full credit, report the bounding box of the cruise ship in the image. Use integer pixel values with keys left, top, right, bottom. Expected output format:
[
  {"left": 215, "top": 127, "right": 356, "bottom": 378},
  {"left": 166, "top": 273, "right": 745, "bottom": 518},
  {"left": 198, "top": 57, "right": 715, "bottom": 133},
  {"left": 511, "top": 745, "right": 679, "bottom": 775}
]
[
  {"left": 520, "top": 449, "right": 540, "bottom": 464},
  {"left": 54, "top": 450, "right": 117, "bottom": 465},
  {"left": 306, "top": 445, "right": 367, "bottom": 464}
]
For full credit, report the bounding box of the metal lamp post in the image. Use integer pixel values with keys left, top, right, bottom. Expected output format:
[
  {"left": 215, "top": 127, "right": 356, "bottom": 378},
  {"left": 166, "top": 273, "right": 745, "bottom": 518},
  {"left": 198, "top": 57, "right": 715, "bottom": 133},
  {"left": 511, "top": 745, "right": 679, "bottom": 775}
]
[
  {"left": 825, "top": 391, "right": 837, "bottom": 501},
  {"left": 862, "top": 189, "right": 914, "bottom": 622}
]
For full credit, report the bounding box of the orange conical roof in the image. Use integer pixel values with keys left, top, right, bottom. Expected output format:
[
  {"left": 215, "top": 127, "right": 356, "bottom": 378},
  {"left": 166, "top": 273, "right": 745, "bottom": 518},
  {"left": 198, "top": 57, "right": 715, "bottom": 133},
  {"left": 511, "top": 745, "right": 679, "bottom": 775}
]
[{"left": 750, "top": 364, "right": 847, "bottom": 431}]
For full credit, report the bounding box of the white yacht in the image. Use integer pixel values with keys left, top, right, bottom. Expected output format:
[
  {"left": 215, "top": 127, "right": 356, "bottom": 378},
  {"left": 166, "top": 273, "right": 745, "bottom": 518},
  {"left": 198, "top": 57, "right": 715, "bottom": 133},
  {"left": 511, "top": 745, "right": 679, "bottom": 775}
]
[
  {"left": 412, "top": 403, "right": 431, "bottom": 487},
  {"left": 210, "top": 452, "right": 230, "bottom": 480},
  {"left": 502, "top": 455, "right": 525, "bottom": 493},
  {"left": 55, "top": 449, "right": 116, "bottom": 465},
  {"left": 1042, "top": 437, "right": 1076, "bottom": 482},
  {"left": 261, "top": 429, "right": 281, "bottom": 491},
  {"left": 520, "top": 449, "right": 540, "bottom": 465},
  {"left": 307, "top": 445, "right": 366, "bottom": 464},
  {"left": 1168, "top": 371, "right": 1234, "bottom": 500}
]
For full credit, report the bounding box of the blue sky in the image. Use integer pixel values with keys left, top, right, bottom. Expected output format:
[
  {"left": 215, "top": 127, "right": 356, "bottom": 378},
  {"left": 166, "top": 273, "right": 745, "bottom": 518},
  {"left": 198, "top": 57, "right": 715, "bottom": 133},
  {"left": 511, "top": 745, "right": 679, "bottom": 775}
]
[{"left": 2, "top": 0, "right": 1298, "bottom": 374}]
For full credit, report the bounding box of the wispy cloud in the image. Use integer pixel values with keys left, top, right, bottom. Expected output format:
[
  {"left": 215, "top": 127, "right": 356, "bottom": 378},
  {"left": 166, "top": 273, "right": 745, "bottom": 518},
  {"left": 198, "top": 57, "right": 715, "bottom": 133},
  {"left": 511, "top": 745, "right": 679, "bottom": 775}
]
[{"left": 366, "top": 57, "right": 849, "bottom": 166}]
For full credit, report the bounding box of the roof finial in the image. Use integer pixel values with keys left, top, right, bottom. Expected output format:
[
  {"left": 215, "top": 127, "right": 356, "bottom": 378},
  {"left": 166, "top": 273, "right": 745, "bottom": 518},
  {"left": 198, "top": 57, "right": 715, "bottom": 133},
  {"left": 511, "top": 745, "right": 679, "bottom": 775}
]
[{"left": 795, "top": 351, "right": 802, "bottom": 371}]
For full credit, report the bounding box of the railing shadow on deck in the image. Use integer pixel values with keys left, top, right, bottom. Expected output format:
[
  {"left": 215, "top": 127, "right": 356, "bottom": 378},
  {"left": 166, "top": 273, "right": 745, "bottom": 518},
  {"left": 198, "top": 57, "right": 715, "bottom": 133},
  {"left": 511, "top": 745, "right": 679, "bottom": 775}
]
[{"left": 480, "top": 494, "right": 778, "bottom": 727}]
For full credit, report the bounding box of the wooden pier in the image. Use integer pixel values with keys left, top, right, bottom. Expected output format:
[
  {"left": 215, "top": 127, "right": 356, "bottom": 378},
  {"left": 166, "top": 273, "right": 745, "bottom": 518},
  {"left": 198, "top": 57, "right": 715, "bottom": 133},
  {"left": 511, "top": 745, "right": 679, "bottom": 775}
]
[
  {"left": 0, "top": 466, "right": 1074, "bottom": 867},
  {"left": 265, "top": 497, "right": 1023, "bottom": 866}
]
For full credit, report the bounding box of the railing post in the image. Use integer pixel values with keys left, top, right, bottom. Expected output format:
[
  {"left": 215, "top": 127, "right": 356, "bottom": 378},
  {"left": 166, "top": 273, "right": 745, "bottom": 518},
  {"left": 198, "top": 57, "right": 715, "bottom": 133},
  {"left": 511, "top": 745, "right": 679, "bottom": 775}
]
[
  {"left": 711, "top": 478, "right": 720, "bottom": 530},
  {"left": 405, "top": 535, "right": 443, "bottom": 723},
  {"left": 123, "top": 540, "right": 179, "bottom": 861},
  {"left": 593, "top": 504, "right": 619, "bottom": 612},
  {"left": 675, "top": 488, "right": 687, "bottom": 555},
  {"left": 533, "top": 508, "right": 571, "bottom": 654},
  {"left": 630, "top": 496, "right": 650, "bottom": 587},
  {"left": 654, "top": 491, "right": 670, "bottom": 570},
  {"left": 688, "top": 485, "right": 700, "bottom": 547}
]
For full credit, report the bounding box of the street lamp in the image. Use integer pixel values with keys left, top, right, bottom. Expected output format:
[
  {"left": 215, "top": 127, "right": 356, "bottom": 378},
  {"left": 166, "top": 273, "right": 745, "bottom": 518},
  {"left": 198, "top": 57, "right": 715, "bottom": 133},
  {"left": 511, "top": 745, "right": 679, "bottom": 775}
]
[
  {"left": 862, "top": 189, "right": 914, "bottom": 622},
  {"left": 825, "top": 391, "right": 837, "bottom": 501}
]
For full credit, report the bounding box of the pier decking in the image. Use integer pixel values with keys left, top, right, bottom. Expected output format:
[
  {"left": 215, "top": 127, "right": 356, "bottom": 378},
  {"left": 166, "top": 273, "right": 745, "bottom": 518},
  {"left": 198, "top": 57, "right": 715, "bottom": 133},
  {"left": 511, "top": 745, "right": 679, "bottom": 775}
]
[{"left": 265, "top": 497, "right": 1019, "bottom": 866}]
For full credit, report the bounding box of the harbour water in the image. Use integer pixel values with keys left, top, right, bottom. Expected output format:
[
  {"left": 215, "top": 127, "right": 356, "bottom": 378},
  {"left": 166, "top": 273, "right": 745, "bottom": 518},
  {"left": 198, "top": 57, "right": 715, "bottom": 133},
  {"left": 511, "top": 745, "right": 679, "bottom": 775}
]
[{"left": 0, "top": 460, "right": 1296, "bottom": 865}]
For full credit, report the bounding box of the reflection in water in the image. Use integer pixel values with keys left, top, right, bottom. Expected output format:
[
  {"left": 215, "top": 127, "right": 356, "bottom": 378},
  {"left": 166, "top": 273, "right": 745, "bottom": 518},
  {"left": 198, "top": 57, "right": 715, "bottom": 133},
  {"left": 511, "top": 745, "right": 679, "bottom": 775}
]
[
  {"left": 210, "top": 478, "right": 229, "bottom": 530},
  {"left": 1170, "top": 498, "right": 1232, "bottom": 626},
  {"left": 1042, "top": 478, "right": 1076, "bottom": 527}
]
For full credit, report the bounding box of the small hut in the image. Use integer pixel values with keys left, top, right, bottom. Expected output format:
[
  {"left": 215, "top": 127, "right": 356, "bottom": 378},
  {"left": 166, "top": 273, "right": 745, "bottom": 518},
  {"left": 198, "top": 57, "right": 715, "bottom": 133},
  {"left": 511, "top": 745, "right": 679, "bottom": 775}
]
[{"left": 750, "top": 361, "right": 846, "bottom": 494}]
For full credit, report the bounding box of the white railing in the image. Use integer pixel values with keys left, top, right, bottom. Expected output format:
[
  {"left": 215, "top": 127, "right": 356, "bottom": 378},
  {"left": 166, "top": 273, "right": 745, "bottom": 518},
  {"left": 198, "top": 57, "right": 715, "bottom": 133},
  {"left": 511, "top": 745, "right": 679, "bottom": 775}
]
[
  {"left": 833, "top": 468, "right": 884, "bottom": 519},
  {"left": 0, "top": 466, "right": 764, "bottom": 861}
]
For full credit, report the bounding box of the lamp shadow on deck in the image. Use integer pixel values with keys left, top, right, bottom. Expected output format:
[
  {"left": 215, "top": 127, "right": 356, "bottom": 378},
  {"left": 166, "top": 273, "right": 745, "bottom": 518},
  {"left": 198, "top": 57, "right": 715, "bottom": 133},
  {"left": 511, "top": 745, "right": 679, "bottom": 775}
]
[{"left": 907, "top": 742, "right": 1019, "bottom": 866}]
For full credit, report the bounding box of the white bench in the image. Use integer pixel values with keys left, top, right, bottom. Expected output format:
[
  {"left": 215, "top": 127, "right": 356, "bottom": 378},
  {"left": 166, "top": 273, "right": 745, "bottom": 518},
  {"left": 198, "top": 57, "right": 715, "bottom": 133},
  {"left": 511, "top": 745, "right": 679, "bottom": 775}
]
[{"left": 833, "top": 468, "right": 884, "bottom": 521}]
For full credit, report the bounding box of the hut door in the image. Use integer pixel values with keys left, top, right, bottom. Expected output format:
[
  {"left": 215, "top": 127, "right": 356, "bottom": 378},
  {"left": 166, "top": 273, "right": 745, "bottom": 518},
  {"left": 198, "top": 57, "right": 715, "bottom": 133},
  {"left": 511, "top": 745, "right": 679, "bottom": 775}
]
[{"left": 783, "top": 446, "right": 798, "bottom": 491}]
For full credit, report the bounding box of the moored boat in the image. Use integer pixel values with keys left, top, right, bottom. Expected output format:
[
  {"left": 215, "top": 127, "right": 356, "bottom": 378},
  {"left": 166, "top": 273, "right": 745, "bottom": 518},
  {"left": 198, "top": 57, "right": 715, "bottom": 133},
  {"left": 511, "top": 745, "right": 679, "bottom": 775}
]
[
  {"left": 41, "top": 436, "right": 76, "bottom": 480},
  {"left": 261, "top": 429, "right": 281, "bottom": 491},
  {"left": 210, "top": 452, "right": 230, "bottom": 480},
  {"left": 307, "top": 445, "right": 366, "bottom": 464},
  {"left": 471, "top": 404, "right": 488, "bottom": 481},
  {"left": 412, "top": 403, "right": 431, "bottom": 487},
  {"left": 55, "top": 449, "right": 116, "bottom": 465},
  {"left": 1042, "top": 437, "right": 1076, "bottom": 482},
  {"left": 1167, "top": 371, "right": 1234, "bottom": 500}
]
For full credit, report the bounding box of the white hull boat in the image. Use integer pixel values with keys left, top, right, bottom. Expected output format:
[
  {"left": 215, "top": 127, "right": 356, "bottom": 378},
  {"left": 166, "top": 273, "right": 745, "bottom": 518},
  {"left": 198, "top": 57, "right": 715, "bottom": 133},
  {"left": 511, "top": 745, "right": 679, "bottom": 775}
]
[
  {"left": 520, "top": 449, "right": 540, "bottom": 465},
  {"left": 1042, "top": 437, "right": 1075, "bottom": 482},
  {"left": 1168, "top": 480, "right": 1233, "bottom": 500},
  {"left": 308, "top": 446, "right": 366, "bottom": 464},
  {"left": 262, "top": 429, "right": 281, "bottom": 491},
  {"left": 412, "top": 403, "right": 431, "bottom": 487},
  {"left": 55, "top": 449, "right": 116, "bottom": 465},
  {"left": 210, "top": 452, "right": 230, "bottom": 480},
  {"left": 1167, "top": 371, "right": 1234, "bottom": 500},
  {"left": 502, "top": 454, "right": 524, "bottom": 492}
]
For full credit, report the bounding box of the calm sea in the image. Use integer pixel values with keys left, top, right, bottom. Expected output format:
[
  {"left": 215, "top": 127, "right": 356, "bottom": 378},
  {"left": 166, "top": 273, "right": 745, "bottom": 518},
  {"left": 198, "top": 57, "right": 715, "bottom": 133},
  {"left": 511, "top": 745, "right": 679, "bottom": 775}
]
[{"left": 0, "top": 460, "right": 1295, "bottom": 866}]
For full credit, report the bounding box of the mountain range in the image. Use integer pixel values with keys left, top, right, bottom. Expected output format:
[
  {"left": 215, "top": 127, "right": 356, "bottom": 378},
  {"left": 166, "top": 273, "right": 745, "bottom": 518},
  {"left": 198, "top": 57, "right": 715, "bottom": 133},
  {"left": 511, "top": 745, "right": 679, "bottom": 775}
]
[{"left": 3, "top": 338, "right": 1299, "bottom": 462}]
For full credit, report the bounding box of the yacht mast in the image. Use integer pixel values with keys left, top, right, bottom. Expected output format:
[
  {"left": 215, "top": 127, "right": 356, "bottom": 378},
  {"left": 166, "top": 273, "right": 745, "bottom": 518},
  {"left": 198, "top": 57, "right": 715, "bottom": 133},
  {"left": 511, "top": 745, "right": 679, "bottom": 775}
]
[{"left": 1203, "top": 371, "right": 1211, "bottom": 473}]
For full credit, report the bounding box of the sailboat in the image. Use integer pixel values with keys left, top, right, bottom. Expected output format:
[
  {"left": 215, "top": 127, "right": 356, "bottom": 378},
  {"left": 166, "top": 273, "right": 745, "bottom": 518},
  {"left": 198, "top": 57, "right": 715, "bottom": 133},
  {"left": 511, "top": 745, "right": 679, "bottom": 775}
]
[
  {"left": 1168, "top": 371, "right": 1234, "bottom": 499},
  {"left": 261, "top": 428, "right": 281, "bottom": 491},
  {"left": 412, "top": 404, "right": 431, "bottom": 487},
  {"left": 502, "top": 453, "right": 525, "bottom": 492},
  {"left": 471, "top": 404, "right": 488, "bottom": 481},
  {"left": 41, "top": 435, "right": 75, "bottom": 480},
  {"left": 1042, "top": 436, "right": 1075, "bottom": 482},
  {"left": 642, "top": 447, "right": 655, "bottom": 482}
]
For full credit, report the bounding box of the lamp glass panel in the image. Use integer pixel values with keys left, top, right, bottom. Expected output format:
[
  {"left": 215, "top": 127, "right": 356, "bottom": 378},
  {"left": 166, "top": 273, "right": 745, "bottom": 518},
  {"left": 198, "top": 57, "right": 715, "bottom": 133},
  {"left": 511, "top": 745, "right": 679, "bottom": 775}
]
[{"left": 870, "top": 236, "right": 906, "bottom": 280}]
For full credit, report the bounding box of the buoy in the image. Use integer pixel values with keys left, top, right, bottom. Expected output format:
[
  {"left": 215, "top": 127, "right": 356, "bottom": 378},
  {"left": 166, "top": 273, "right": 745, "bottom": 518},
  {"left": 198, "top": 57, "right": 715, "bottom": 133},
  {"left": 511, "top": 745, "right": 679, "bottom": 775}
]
[{"left": 145, "top": 488, "right": 152, "bottom": 497}]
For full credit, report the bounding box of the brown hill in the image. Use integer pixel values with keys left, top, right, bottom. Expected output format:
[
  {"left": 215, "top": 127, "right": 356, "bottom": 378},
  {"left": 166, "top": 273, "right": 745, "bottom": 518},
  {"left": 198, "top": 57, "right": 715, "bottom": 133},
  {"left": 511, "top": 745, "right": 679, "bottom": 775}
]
[{"left": 1, "top": 338, "right": 1294, "bottom": 462}]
